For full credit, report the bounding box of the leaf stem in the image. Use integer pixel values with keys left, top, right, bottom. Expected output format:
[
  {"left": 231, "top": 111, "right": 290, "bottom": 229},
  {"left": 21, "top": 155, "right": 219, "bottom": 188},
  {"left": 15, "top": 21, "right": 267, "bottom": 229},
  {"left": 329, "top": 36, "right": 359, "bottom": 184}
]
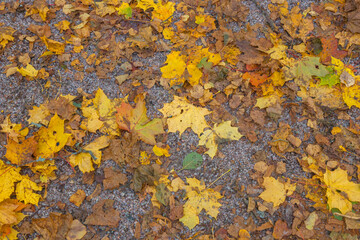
[{"left": 207, "top": 168, "right": 231, "bottom": 189}]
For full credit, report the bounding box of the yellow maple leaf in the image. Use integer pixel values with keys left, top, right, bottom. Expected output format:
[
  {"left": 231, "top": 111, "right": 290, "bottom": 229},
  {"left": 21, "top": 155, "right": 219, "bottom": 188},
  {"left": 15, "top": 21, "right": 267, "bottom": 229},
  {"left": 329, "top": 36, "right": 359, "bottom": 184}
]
[
  {"left": 152, "top": 1, "right": 175, "bottom": 22},
  {"left": 95, "top": 1, "right": 116, "bottom": 17},
  {"left": 81, "top": 89, "right": 120, "bottom": 135},
  {"left": 136, "top": 0, "right": 156, "bottom": 11},
  {"left": 187, "top": 47, "right": 221, "bottom": 86},
  {"left": 5, "top": 137, "right": 37, "bottom": 165},
  {"left": 223, "top": 46, "right": 241, "bottom": 66},
  {"left": 34, "top": 114, "right": 71, "bottom": 159},
  {"left": 159, "top": 96, "right": 210, "bottom": 137},
  {"left": 0, "top": 199, "right": 26, "bottom": 226},
  {"left": 160, "top": 51, "right": 186, "bottom": 79},
  {"left": 0, "top": 116, "right": 29, "bottom": 142},
  {"left": 16, "top": 177, "right": 42, "bottom": 205},
  {"left": 27, "top": 103, "right": 50, "bottom": 125},
  {"left": 69, "top": 136, "right": 110, "bottom": 173},
  {"left": 180, "top": 178, "right": 222, "bottom": 230},
  {"left": 81, "top": 106, "right": 104, "bottom": 132},
  {"left": 323, "top": 167, "right": 360, "bottom": 213},
  {"left": 255, "top": 90, "right": 283, "bottom": 109},
  {"left": 259, "top": 177, "right": 296, "bottom": 207},
  {"left": 270, "top": 71, "right": 286, "bottom": 87},
  {"left": 137, "top": 0, "right": 175, "bottom": 22},
  {"left": 0, "top": 199, "right": 26, "bottom": 240},
  {"left": 265, "top": 33, "right": 288, "bottom": 60},
  {"left": 153, "top": 145, "right": 171, "bottom": 157},
  {"left": 30, "top": 160, "right": 57, "bottom": 183},
  {"left": 199, "top": 121, "right": 243, "bottom": 158},
  {"left": 342, "top": 84, "right": 360, "bottom": 109},
  {"left": 17, "top": 64, "right": 39, "bottom": 78},
  {"left": 40, "top": 37, "right": 65, "bottom": 55},
  {"left": 0, "top": 161, "right": 22, "bottom": 202},
  {"left": 0, "top": 25, "right": 16, "bottom": 48},
  {"left": 54, "top": 20, "right": 71, "bottom": 32},
  {"left": 296, "top": 81, "right": 344, "bottom": 109}
]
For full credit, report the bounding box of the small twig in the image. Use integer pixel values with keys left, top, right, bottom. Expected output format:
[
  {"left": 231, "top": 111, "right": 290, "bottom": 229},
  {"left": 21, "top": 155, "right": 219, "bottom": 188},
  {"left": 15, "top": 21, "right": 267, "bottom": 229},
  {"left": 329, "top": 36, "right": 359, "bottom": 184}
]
[{"left": 333, "top": 212, "right": 360, "bottom": 220}]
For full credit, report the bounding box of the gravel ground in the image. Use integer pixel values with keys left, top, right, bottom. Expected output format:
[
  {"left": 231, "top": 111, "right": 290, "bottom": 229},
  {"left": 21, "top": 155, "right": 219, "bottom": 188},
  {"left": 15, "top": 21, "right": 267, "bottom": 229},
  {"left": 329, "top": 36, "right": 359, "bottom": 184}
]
[{"left": 1, "top": 0, "right": 357, "bottom": 239}]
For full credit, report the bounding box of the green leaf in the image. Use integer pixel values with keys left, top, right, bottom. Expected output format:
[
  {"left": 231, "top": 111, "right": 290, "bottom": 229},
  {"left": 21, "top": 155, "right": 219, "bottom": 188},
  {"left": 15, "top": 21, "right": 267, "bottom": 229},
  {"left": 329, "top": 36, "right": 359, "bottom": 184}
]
[
  {"left": 182, "top": 152, "right": 203, "bottom": 170},
  {"left": 197, "top": 57, "right": 213, "bottom": 70},
  {"left": 285, "top": 57, "right": 329, "bottom": 87},
  {"left": 319, "top": 73, "right": 340, "bottom": 87},
  {"left": 331, "top": 208, "right": 343, "bottom": 221}
]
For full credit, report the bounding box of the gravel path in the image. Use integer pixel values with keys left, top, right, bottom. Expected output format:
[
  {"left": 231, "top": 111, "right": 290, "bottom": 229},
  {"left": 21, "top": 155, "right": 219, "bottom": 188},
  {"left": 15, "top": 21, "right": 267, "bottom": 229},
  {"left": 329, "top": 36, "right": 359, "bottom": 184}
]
[{"left": 1, "top": 0, "right": 358, "bottom": 239}]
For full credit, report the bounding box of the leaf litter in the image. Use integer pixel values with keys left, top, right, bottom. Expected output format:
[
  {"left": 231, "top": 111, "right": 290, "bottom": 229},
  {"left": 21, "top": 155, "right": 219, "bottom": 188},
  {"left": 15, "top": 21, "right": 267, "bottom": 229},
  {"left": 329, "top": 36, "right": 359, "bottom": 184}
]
[{"left": 0, "top": 0, "right": 360, "bottom": 239}]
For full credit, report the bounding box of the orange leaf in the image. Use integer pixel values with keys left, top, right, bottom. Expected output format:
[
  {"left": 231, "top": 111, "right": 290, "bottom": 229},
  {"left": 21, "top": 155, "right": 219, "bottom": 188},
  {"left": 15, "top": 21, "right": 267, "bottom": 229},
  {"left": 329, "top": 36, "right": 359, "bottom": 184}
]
[
  {"left": 320, "top": 35, "right": 347, "bottom": 64},
  {"left": 116, "top": 94, "right": 164, "bottom": 145},
  {"left": 243, "top": 72, "right": 268, "bottom": 87}
]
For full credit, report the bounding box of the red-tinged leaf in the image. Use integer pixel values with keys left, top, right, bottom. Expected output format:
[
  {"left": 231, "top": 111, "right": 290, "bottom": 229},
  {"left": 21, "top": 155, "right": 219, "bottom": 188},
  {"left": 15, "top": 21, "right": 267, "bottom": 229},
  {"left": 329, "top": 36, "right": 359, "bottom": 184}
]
[
  {"left": 116, "top": 94, "right": 164, "bottom": 145},
  {"left": 320, "top": 35, "right": 347, "bottom": 64},
  {"left": 273, "top": 220, "right": 291, "bottom": 239}
]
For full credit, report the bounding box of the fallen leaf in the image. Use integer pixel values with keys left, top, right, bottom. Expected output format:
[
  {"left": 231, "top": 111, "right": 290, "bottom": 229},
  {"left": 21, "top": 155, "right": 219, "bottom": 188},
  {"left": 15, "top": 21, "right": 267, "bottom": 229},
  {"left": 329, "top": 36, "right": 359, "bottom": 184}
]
[
  {"left": 81, "top": 89, "right": 120, "bottom": 135},
  {"left": 259, "top": 177, "right": 296, "bottom": 207},
  {"left": 103, "top": 167, "right": 127, "bottom": 190},
  {"left": 34, "top": 114, "right": 71, "bottom": 159},
  {"left": 5, "top": 137, "right": 37, "bottom": 165},
  {"left": 272, "top": 220, "right": 291, "bottom": 239},
  {"left": 153, "top": 145, "right": 171, "bottom": 157},
  {"left": 16, "top": 177, "right": 42, "bottom": 205},
  {"left": 180, "top": 177, "right": 222, "bottom": 230},
  {"left": 0, "top": 25, "right": 16, "bottom": 48},
  {"left": 69, "top": 135, "right": 110, "bottom": 173},
  {"left": 182, "top": 152, "right": 203, "bottom": 170},
  {"left": 85, "top": 199, "right": 120, "bottom": 227},
  {"left": 32, "top": 212, "right": 73, "bottom": 240},
  {"left": 17, "top": 64, "right": 39, "bottom": 78},
  {"left": 159, "top": 96, "right": 210, "bottom": 137},
  {"left": 69, "top": 189, "right": 86, "bottom": 207},
  {"left": 199, "top": 121, "right": 243, "bottom": 158},
  {"left": 66, "top": 219, "right": 86, "bottom": 240},
  {"left": 323, "top": 167, "right": 360, "bottom": 213},
  {"left": 284, "top": 57, "right": 329, "bottom": 87},
  {"left": 0, "top": 161, "right": 22, "bottom": 202},
  {"left": 116, "top": 94, "right": 164, "bottom": 145}
]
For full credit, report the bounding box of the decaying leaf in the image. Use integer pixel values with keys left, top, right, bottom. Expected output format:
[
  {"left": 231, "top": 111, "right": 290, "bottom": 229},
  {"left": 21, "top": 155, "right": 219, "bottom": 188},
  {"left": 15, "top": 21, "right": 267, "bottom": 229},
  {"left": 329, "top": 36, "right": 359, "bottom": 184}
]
[
  {"left": 5, "top": 136, "right": 37, "bottom": 165},
  {"left": 284, "top": 57, "right": 329, "bottom": 87},
  {"left": 84, "top": 199, "right": 120, "bottom": 228}
]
